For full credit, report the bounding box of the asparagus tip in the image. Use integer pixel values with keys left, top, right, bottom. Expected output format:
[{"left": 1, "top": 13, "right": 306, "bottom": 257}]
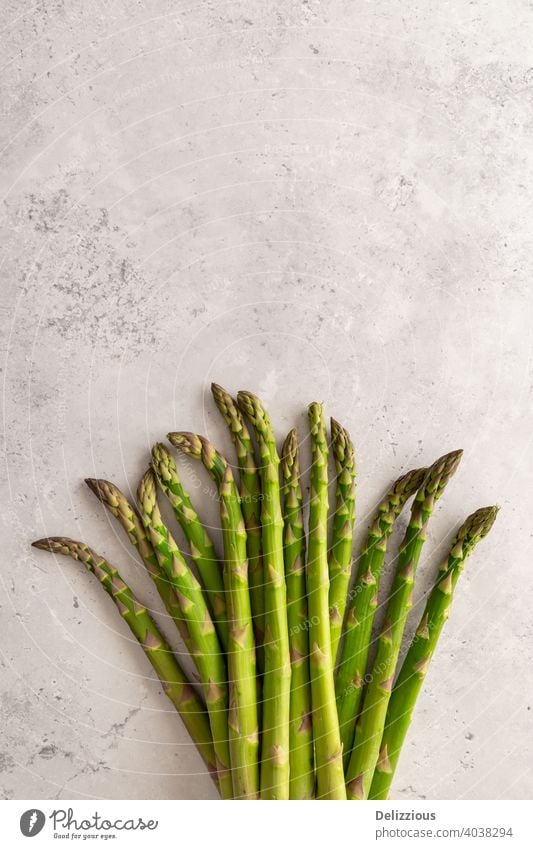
[
  {"left": 137, "top": 467, "right": 156, "bottom": 506},
  {"left": 307, "top": 400, "right": 325, "bottom": 423},
  {"left": 151, "top": 441, "right": 168, "bottom": 463},
  {"left": 32, "top": 536, "right": 75, "bottom": 554},
  {"left": 236, "top": 390, "right": 256, "bottom": 416},
  {"left": 281, "top": 428, "right": 299, "bottom": 479},
  {"left": 441, "top": 448, "right": 463, "bottom": 466},
  {"left": 395, "top": 467, "right": 427, "bottom": 495},
  {"left": 330, "top": 416, "right": 355, "bottom": 470},
  {"left": 85, "top": 477, "right": 103, "bottom": 497},
  {"left": 210, "top": 382, "right": 228, "bottom": 409},
  {"left": 464, "top": 504, "right": 499, "bottom": 539},
  {"left": 421, "top": 448, "right": 463, "bottom": 498},
  {"left": 168, "top": 431, "right": 202, "bottom": 456},
  {"left": 281, "top": 426, "right": 298, "bottom": 455}
]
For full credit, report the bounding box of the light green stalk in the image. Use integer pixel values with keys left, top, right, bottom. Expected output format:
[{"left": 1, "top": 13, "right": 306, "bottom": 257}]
[
  {"left": 169, "top": 431, "right": 259, "bottom": 800},
  {"left": 281, "top": 428, "right": 314, "bottom": 799},
  {"left": 335, "top": 467, "right": 427, "bottom": 767},
  {"left": 211, "top": 383, "right": 264, "bottom": 647},
  {"left": 237, "top": 391, "right": 291, "bottom": 800},
  {"left": 307, "top": 402, "right": 346, "bottom": 800},
  {"left": 31, "top": 537, "right": 217, "bottom": 783},
  {"left": 150, "top": 443, "right": 228, "bottom": 648},
  {"left": 137, "top": 470, "right": 233, "bottom": 800},
  {"left": 328, "top": 418, "right": 356, "bottom": 664},
  {"left": 346, "top": 449, "right": 463, "bottom": 800},
  {"left": 84, "top": 478, "right": 194, "bottom": 654},
  {"left": 370, "top": 506, "right": 498, "bottom": 800}
]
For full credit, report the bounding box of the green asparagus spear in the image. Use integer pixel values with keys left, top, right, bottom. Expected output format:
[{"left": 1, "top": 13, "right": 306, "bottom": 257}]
[
  {"left": 169, "top": 431, "right": 259, "bottom": 799},
  {"left": 85, "top": 478, "right": 194, "bottom": 654},
  {"left": 307, "top": 403, "right": 346, "bottom": 799},
  {"left": 137, "top": 470, "right": 233, "bottom": 800},
  {"left": 281, "top": 429, "right": 314, "bottom": 799},
  {"left": 370, "top": 505, "right": 498, "bottom": 799},
  {"left": 328, "top": 418, "right": 356, "bottom": 664},
  {"left": 345, "top": 450, "right": 463, "bottom": 800},
  {"left": 237, "top": 391, "right": 291, "bottom": 800},
  {"left": 335, "top": 467, "right": 427, "bottom": 766},
  {"left": 211, "top": 383, "right": 264, "bottom": 646},
  {"left": 31, "top": 537, "right": 217, "bottom": 781},
  {"left": 150, "top": 443, "right": 228, "bottom": 647}
]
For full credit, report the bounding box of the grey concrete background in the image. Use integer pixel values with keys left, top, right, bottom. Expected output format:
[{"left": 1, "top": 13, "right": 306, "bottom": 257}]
[{"left": 1, "top": 1, "right": 532, "bottom": 800}]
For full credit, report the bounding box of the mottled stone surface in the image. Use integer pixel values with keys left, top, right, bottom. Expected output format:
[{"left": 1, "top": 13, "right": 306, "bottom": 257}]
[{"left": 1, "top": 1, "right": 532, "bottom": 800}]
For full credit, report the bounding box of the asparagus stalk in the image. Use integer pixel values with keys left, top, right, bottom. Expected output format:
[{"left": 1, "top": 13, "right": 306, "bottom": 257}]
[
  {"left": 345, "top": 449, "right": 463, "bottom": 799},
  {"left": 169, "top": 431, "right": 259, "bottom": 799},
  {"left": 137, "top": 470, "right": 233, "bottom": 800},
  {"left": 307, "top": 402, "right": 346, "bottom": 800},
  {"left": 237, "top": 391, "right": 291, "bottom": 799},
  {"left": 31, "top": 537, "right": 217, "bottom": 781},
  {"left": 211, "top": 383, "right": 264, "bottom": 647},
  {"left": 150, "top": 443, "right": 228, "bottom": 648},
  {"left": 370, "top": 505, "right": 498, "bottom": 800},
  {"left": 335, "top": 467, "right": 427, "bottom": 766},
  {"left": 328, "top": 418, "right": 356, "bottom": 664},
  {"left": 280, "top": 429, "right": 314, "bottom": 799},
  {"left": 84, "top": 478, "right": 194, "bottom": 654}
]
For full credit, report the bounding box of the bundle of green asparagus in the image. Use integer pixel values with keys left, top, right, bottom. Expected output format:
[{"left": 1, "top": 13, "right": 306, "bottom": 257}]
[{"left": 32, "top": 386, "right": 498, "bottom": 800}]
